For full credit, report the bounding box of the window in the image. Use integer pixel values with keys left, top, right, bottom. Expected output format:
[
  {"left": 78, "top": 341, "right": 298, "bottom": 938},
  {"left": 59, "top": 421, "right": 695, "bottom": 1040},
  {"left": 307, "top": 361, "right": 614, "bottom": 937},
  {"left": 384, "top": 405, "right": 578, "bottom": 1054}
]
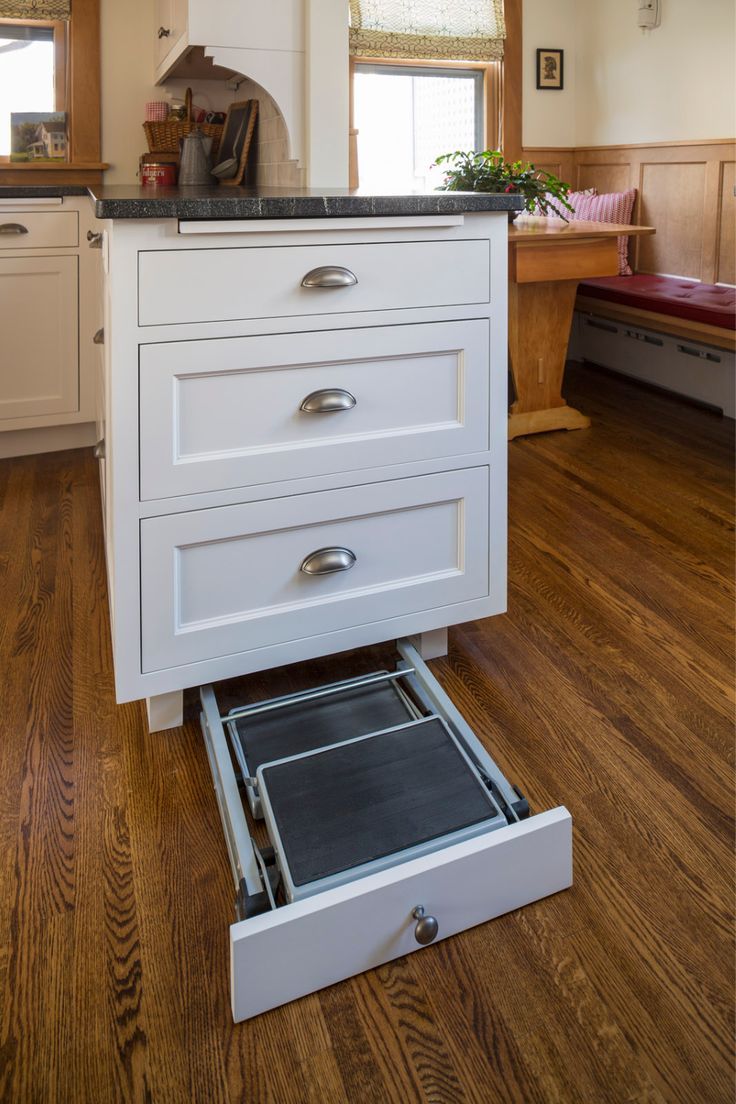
[
  {"left": 353, "top": 63, "right": 485, "bottom": 193},
  {"left": 0, "top": 20, "right": 66, "bottom": 158}
]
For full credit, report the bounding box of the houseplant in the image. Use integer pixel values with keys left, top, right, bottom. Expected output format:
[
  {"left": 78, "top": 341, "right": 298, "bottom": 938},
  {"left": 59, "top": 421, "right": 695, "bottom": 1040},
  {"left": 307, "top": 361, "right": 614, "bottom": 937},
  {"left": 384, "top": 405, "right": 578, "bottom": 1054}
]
[{"left": 434, "top": 149, "right": 573, "bottom": 219}]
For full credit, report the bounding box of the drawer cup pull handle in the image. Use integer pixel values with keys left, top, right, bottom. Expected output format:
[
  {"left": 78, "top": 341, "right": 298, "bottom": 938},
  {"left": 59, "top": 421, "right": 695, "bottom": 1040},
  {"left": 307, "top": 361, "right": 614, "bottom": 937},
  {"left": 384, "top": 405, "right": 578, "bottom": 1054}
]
[
  {"left": 301, "top": 266, "right": 358, "bottom": 289},
  {"left": 93, "top": 328, "right": 104, "bottom": 345},
  {"left": 412, "top": 905, "right": 439, "bottom": 945},
  {"left": 300, "top": 547, "right": 356, "bottom": 576},
  {"left": 93, "top": 440, "right": 105, "bottom": 460},
  {"left": 0, "top": 223, "right": 29, "bottom": 235},
  {"left": 300, "top": 388, "right": 356, "bottom": 414},
  {"left": 87, "top": 230, "right": 103, "bottom": 249},
  {"left": 158, "top": 25, "right": 171, "bottom": 37}
]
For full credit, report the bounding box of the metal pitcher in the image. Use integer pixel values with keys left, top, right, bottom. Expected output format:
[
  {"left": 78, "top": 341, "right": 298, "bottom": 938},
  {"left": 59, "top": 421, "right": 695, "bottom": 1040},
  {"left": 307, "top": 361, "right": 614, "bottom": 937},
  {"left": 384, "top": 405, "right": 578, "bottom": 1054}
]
[{"left": 178, "top": 128, "right": 212, "bottom": 187}]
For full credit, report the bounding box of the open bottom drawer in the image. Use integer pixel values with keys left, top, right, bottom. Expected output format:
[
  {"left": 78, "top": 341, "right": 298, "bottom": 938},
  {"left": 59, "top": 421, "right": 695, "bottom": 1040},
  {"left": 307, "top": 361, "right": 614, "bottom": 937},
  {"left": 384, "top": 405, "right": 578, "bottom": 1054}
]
[{"left": 199, "top": 639, "right": 573, "bottom": 1022}]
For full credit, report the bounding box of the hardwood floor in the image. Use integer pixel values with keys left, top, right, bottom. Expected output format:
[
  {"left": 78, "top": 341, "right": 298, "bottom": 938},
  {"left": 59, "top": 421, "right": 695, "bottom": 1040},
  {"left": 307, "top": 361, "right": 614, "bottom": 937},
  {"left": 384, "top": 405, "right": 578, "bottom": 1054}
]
[{"left": 0, "top": 365, "right": 733, "bottom": 1104}]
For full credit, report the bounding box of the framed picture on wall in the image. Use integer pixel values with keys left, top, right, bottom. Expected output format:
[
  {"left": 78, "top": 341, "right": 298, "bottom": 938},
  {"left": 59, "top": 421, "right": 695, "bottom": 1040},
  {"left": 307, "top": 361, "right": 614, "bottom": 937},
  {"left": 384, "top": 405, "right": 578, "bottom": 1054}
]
[{"left": 536, "top": 49, "right": 564, "bottom": 90}]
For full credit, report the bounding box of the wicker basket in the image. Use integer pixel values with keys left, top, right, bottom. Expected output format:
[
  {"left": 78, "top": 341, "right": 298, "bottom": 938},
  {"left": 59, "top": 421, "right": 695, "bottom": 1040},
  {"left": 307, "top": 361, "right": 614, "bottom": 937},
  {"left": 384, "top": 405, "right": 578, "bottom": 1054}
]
[
  {"left": 143, "top": 119, "right": 223, "bottom": 157},
  {"left": 143, "top": 88, "right": 223, "bottom": 159}
]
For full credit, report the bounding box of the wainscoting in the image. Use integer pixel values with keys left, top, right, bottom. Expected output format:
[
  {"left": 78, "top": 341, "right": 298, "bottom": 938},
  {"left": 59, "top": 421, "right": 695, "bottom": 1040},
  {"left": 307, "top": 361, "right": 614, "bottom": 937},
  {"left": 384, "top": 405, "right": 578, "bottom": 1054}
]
[{"left": 524, "top": 139, "right": 735, "bottom": 284}]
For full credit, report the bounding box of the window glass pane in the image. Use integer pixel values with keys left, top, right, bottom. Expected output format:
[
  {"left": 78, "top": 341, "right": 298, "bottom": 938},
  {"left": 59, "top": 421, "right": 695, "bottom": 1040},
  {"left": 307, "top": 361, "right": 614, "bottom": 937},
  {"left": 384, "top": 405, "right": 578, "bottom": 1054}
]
[
  {"left": 354, "top": 66, "right": 482, "bottom": 193},
  {"left": 0, "top": 25, "right": 55, "bottom": 156}
]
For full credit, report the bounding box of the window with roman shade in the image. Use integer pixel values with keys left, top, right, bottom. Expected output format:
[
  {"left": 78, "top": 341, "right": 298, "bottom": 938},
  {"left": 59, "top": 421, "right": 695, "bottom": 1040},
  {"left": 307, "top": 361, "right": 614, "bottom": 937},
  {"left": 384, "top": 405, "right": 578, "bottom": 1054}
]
[
  {"left": 0, "top": 0, "right": 69, "bottom": 18},
  {"left": 349, "top": 0, "right": 506, "bottom": 63}
]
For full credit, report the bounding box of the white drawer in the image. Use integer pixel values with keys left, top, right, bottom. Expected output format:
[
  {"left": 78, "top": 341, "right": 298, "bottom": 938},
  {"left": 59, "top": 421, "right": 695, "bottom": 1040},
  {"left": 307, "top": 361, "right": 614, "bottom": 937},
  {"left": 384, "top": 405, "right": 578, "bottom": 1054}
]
[
  {"left": 0, "top": 210, "right": 78, "bottom": 249},
  {"left": 140, "top": 468, "right": 490, "bottom": 673},
  {"left": 199, "top": 641, "right": 572, "bottom": 1022},
  {"left": 137, "top": 238, "right": 491, "bottom": 327},
  {"left": 139, "top": 320, "right": 490, "bottom": 500},
  {"left": 228, "top": 808, "right": 572, "bottom": 1021}
]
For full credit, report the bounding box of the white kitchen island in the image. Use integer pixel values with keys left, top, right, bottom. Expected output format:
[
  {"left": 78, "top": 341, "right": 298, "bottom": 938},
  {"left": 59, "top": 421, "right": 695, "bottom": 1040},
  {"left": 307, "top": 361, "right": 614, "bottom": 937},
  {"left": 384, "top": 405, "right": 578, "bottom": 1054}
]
[
  {"left": 92, "top": 186, "right": 572, "bottom": 1020},
  {"left": 93, "top": 187, "right": 520, "bottom": 729}
]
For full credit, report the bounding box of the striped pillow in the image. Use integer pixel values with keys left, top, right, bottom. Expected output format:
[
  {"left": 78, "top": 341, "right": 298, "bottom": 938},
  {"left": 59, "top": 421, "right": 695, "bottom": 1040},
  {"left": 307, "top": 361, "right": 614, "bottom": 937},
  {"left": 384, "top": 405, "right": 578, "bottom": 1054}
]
[
  {"left": 573, "top": 189, "right": 637, "bottom": 275},
  {"left": 536, "top": 188, "right": 596, "bottom": 219}
]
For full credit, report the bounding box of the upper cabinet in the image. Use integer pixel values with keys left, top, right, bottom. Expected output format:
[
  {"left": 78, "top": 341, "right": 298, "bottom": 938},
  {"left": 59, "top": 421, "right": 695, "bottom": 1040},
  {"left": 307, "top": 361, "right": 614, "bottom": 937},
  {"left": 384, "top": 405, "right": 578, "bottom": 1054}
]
[
  {"left": 155, "top": 0, "right": 188, "bottom": 75},
  {"left": 151, "top": 1, "right": 349, "bottom": 188},
  {"left": 153, "top": 0, "right": 304, "bottom": 84}
]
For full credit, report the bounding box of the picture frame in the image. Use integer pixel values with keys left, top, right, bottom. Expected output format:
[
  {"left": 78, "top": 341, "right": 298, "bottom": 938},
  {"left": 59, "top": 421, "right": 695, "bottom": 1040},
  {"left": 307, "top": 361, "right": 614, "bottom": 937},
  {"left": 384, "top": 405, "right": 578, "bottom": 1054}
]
[
  {"left": 10, "top": 112, "right": 68, "bottom": 162},
  {"left": 216, "top": 99, "right": 259, "bottom": 187},
  {"left": 536, "top": 49, "right": 564, "bottom": 90}
]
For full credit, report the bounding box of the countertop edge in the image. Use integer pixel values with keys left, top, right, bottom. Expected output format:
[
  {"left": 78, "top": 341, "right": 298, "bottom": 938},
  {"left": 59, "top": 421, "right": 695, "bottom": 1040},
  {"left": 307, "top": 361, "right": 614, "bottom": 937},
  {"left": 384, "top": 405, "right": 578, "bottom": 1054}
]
[{"left": 0, "top": 184, "right": 525, "bottom": 220}]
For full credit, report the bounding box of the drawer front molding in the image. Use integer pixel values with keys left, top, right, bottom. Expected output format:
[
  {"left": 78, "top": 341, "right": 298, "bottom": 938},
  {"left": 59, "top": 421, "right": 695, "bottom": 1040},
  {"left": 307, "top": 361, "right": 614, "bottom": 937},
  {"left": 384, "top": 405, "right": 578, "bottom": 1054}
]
[
  {"left": 140, "top": 468, "right": 491, "bottom": 672},
  {"left": 138, "top": 238, "right": 491, "bottom": 327},
  {"left": 139, "top": 320, "right": 491, "bottom": 499}
]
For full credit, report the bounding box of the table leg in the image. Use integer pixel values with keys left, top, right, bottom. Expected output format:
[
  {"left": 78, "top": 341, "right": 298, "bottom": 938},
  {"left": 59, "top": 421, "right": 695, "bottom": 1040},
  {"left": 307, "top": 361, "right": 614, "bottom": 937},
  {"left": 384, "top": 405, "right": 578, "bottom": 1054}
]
[{"left": 507, "top": 278, "right": 591, "bottom": 440}]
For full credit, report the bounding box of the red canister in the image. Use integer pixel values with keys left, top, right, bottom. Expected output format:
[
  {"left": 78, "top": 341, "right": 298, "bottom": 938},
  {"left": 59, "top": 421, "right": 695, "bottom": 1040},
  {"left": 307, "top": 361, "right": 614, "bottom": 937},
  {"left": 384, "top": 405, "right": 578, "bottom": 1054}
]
[{"left": 141, "top": 162, "right": 177, "bottom": 187}]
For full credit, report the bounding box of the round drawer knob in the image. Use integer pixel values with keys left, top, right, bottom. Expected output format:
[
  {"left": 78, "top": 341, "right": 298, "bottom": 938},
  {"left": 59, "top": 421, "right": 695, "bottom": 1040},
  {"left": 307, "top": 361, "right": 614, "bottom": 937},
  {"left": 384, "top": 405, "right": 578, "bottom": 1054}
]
[{"left": 412, "top": 905, "right": 439, "bottom": 945}]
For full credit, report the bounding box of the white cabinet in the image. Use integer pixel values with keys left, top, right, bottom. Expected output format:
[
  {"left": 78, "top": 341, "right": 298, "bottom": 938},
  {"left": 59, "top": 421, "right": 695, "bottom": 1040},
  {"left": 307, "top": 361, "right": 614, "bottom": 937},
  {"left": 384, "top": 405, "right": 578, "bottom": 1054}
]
[
  {"left": 153, "top": 0, "right": 304, "bottom": 82},
  {"left": 0, "top": 255, "right": 78, "bottom": 421},
  {"left": 100, "top": 209, "right": 572, "bottom": 1024},
  {"left": 101, "top": 212, "right": 509, "bottom": 712},
  {"left": 155, "top": 0, "right": 187, "bottom": 71},
  {"left": 0, "top": 197, "right": 99, "bottom": 451}
]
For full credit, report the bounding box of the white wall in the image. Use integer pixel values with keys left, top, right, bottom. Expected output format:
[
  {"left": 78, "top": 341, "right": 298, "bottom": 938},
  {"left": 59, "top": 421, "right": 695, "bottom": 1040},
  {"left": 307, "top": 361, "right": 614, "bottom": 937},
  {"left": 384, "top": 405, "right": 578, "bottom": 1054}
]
[
  {"left": 523, "top": 0, "right": 736, "bottom": 148},
  {"left": 574, "top": 0, "right": 735, "bottom": 146},
  {"left": 522, "top": 0, "right": 576, "bottom": 148}
]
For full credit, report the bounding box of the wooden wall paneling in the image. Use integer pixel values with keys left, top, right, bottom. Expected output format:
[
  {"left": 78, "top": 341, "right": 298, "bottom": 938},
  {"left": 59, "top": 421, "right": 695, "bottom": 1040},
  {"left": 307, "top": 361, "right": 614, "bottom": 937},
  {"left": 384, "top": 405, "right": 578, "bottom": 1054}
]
[
  {"left": 575, "top": 162, "right": 633, "bottom": 195},
  {"left": 521, "top": 140, "right": 735, "bottom": 281},
  {"left": 716, "top": 161, "right": 735, "bottom": 285},
  {"left": 700, "top": 159, "right": 725, "bottom": 284},
  {"left": 521, "top": 149, "right": 576, "bottom": 187},
  {"left": 637, "top": 161, "right": 708, "bottom": 279}
]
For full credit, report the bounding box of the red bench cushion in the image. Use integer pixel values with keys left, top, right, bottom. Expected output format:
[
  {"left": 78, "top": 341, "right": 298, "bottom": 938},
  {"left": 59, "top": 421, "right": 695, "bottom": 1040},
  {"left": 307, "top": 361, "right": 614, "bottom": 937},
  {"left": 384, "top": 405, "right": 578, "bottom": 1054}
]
[{"left": 578, "top": 274, "right": 736, "bottom": 331}]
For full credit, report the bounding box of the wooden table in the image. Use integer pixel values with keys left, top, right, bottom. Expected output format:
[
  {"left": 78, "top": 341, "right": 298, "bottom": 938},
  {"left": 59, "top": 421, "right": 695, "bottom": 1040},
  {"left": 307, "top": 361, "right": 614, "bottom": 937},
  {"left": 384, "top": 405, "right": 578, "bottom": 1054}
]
[{"left": 507, "top": 218, "right": 655, "bottom": 439}]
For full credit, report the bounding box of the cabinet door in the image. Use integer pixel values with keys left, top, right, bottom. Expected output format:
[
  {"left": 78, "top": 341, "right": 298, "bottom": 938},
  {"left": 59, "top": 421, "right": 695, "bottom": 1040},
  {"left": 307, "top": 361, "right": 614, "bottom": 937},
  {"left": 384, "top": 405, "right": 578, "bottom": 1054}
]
[
  {"left": 155, "top": 0, "right": 186, "bottom": 66},
  {"left": 0, "top": 255, "right": 79, "bottom": 422}
]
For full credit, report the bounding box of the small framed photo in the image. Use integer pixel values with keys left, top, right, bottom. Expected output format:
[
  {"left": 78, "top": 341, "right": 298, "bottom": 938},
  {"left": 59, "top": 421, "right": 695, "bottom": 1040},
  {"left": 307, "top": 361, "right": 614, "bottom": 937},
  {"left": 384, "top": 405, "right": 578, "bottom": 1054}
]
[{"left": 536, "top": 48, "right": 564, "bottom": 90}]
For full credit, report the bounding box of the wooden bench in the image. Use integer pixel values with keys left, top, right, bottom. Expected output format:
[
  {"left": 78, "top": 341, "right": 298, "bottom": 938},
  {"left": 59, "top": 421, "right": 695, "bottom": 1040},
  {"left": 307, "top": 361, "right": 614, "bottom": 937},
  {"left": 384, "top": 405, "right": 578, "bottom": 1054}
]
[{"left": 576, "top": 274, "right": 735, "bottom": 352}]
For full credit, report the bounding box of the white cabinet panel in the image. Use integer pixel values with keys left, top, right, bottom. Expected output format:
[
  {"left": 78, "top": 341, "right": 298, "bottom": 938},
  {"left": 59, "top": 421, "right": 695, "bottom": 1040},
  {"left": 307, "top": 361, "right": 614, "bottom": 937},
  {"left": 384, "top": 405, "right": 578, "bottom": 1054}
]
[
  {"left": 0, "top": 210, "right": 78, "bottom": 250},
  {"left": 140, "top": 468, "right": 490, "bottom": 672},
  {"left": 139, "top": 320, "right": 491, "bottom": 499},
  {"left": 155, "top": 0, "right": 187, "bottom": 67},
  {"left": 138, "top": 238, "right": 491, "bottom": 326},
  {"left": 0, "top": 255, "right": 79, "bottom": 421},
  {"left": 229, "top": 808, "right": 572, "bottom": 1022}
]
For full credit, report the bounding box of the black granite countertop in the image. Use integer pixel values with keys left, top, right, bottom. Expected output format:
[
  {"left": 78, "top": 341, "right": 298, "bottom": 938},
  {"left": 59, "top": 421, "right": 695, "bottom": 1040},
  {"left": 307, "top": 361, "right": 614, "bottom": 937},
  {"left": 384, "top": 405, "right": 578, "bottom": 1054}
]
[
  {"left": 0, "top": 183, "right": 524, "bottom": 220},
  {"left": 88, "top": 185, "right": 524, "bottom": 220},
  {"left": 0, "top": 185, "right": 89, "bottom": 199}
]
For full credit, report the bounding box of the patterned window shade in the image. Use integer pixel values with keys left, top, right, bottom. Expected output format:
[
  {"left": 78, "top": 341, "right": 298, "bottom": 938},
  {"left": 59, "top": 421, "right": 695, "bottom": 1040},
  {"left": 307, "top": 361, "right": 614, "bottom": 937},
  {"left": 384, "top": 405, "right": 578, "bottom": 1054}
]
[
  {"left": 349, "top": 0, "right": 505, "bottom": 61},
  {"left": 0, "top": 0, "right": 70, "bottom": 19}
]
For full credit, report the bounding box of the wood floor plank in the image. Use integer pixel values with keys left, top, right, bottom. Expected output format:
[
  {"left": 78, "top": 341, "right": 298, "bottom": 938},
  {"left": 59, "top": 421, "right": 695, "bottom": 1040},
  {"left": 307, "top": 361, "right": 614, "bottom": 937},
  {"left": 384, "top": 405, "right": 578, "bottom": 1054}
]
[{"left": 0, "top": 366, "right": 733, "bottom": 1103}]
